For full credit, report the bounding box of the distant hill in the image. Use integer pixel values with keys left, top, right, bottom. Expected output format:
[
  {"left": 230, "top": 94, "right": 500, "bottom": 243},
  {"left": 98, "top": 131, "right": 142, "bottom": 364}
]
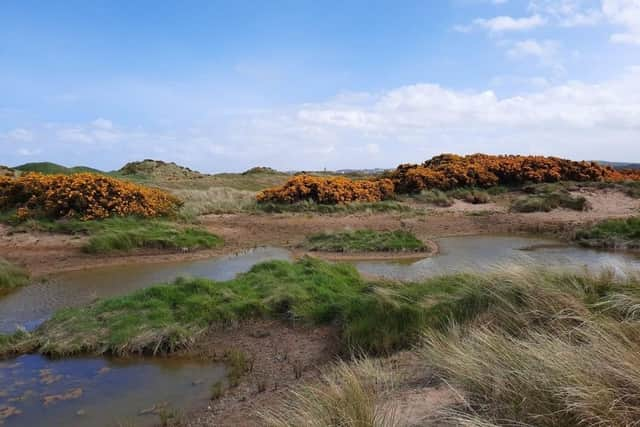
[
  {"left": 118, "top": 159, "right": 205, "bottom": 180},
  {"left": 595, "top": 161, "right": 640, "bottom": 170},
  {"left": 13, "top": 162, "right": 103, "bottom": 175},
  {"left": 241, "top": 166, "right": 280, "bottom": 175}
]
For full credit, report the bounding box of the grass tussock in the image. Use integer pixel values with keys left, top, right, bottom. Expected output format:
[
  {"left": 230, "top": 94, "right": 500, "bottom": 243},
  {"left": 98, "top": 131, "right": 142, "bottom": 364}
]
[
  {"left": 302, "top": 229, "right": 427, "bottom": 253},
  {"left": 0, "top": 258, "right": 29, "bottom": 293},
  {"left": 575, "top": 217, "right": 640, "bottom": 249},
  {"left": 412, "top": 187, "right": 491, "bottom": 207},
  {"left": 261, "top": 357, "right": 399, "bottom": 427},
  {"left": 421, "top": 268, "right": 640, "bottom": 427}
]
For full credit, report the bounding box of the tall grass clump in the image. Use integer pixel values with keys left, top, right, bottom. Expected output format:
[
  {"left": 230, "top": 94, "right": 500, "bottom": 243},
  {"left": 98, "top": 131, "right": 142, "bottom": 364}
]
[
  {"left": 261, "top": 357, "right": 399, "bottom": 427},
  {"left": 421, "top": 268, "right": 640, "bottom": 427},
  {"left": 302, "top": 229, "right": 427, "bottom": 253},
  {"left": 0, "top": 258, "right": 29, "bottom": 293}
]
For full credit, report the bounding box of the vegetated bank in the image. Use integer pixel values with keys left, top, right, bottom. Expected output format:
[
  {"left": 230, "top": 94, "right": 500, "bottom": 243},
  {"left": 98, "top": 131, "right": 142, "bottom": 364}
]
[
  {"left": 575, "top": 217, "right": 640, "bottom": 250},
  {"left": 301, "top": 229, "right": 427, "bottom": 253}
]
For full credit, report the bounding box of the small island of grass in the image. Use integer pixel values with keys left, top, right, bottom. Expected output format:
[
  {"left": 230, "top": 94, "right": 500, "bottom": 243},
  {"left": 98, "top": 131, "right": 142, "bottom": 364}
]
[
  {"left": 575, "top": 217, "right": 640, "bottom": 249},
  {"left": 302, "top": 229, "right": 427, "bottom": 253}
]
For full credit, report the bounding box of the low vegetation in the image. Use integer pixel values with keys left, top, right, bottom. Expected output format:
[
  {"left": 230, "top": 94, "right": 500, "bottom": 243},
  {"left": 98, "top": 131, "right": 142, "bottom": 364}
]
[
  {"left": 511, "top": 190, "right": 589, "bottom": 212},
  {"left": 302, "top": 229, "right": 426, "bottom": 253},
  {"left": 0, "top": 173, "right": 181, "bottom": 220},
  {"left": 575, "top": 217, "right": 640, "bottom": 249},
  {"left": 0, "top": 258, "right": 29, "bottom": 294}
]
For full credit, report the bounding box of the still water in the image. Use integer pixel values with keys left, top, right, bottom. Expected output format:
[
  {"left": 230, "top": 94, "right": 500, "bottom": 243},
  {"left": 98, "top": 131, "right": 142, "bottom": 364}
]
[{"left": 0, "top": 355, "right": 225, "bottom": 427}]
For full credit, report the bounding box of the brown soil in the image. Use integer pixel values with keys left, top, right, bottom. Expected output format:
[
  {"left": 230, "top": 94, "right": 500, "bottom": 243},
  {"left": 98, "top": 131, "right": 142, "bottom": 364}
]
[{"left": 179, "top": 320, "right": 340, "bottom": 427}]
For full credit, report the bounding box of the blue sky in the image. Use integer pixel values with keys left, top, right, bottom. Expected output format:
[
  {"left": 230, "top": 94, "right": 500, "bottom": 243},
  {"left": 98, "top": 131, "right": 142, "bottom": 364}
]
[{"left": 1, "top": 0, "right": 639, "bottom": 172}]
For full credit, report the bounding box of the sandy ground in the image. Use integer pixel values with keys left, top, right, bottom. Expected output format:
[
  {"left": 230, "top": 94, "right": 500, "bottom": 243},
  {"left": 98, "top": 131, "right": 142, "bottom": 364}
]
[{"left": 0, "top": 189, "right": 638, "bottom": 277}]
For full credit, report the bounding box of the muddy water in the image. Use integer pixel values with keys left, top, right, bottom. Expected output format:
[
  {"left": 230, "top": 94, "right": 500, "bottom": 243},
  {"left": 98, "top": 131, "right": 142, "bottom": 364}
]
[
  {"left": 0, "top": 246, "right": 291, "bottom": 333},
  {"left": 354, "top": 235, "right": 640, "bottom": 281},
  {"left": 0, "top": 355, "right": 225, "bottom": 427}
]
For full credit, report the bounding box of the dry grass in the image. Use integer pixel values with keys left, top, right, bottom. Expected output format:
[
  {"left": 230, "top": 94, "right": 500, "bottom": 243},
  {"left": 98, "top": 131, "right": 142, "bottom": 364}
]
[
  {"left": 173, "top": 186, "right": 257, "bottom": 216},
  {"left": 261, "top": 357, "right": 400, "bottom": 427},
  {"left": 421, "top": 268, "right": 640, "bottom": 427}
]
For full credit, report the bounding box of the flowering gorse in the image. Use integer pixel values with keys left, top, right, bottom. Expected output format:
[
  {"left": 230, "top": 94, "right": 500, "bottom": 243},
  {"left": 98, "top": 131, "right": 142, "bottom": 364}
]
[{"left": 0, "top": 173, "right": 181, "bottom": 220}]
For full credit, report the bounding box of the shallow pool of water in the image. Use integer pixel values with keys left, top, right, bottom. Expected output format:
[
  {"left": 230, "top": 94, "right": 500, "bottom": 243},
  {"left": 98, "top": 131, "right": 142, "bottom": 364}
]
[
  {"left": 0, "top": 354, "right": 225, "bottom": 427},
  {"left": 0, "top": 246, "right": 291, "bottom": 333},
  {"left": 354, "top": 235, "right": 640, "bottom": 281}
]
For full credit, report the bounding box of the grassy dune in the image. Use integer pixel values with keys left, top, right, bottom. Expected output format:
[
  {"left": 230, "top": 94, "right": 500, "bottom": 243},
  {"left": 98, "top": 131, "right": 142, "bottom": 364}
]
[{"left": 302, "top": 229, "right": 426, "bottom": 252}]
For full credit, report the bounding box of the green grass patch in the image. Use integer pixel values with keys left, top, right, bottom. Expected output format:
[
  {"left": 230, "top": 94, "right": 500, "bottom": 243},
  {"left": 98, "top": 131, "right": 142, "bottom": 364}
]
[
  {"left": 0, "top": 258, "right": 29, "bottom": 294},
  {"left": 0, "top": 214, "right": 222, "bottom": 254},
  {"left": 575, "top": 217, "right": 640, "bottom": 249},
  {"left": 82, "top": 218, "right": 222, "bottom": 254},
  {"left": 302, "top": 229, "right": 426, "bottom": 253},
  {"left": 256, "top": 200, "right": 411, "bottom": 214}
]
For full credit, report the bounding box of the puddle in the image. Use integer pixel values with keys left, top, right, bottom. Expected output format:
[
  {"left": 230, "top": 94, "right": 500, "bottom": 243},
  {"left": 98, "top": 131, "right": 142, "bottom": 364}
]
[
  {"left": 0, "top": 247, "right": 291, "bottom": 333},
  {"left": 0, "top": 354, "right": 225, "bottom": 427},
  {"left": 353, "top": 235, "right": 640, "bottom": 281}
]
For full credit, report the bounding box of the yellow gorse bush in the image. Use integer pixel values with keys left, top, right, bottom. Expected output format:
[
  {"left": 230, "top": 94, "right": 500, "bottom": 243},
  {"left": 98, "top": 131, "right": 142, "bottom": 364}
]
[{"left": 0, "top": 173, "right": 181, "bottom": 220}]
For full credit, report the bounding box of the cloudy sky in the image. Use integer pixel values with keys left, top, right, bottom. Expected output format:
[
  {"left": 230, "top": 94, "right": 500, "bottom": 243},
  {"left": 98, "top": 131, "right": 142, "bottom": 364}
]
[{"left": 1, "top": 0, "right": 639, "bottom": 172}]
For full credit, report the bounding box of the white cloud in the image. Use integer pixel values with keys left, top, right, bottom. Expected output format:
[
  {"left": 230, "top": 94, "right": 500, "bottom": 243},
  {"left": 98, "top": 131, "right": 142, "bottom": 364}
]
[
  {"left": 507, "top": 39, "right": 559, "bottom": 60},
  {"left": 91, "top": 118, "right": 114, "bottom": 129},
  {"left": 528, "top": 0, "right": 603, "bottom": 27},
  {"left": 603, "top": 0, "right": 640, "bottom": 44},
  {"left": 473, "top": 14, "right": 547, "bottom": 32},
  {"left": 6, "top": 128, "right": 34, "bottom": 142}
]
